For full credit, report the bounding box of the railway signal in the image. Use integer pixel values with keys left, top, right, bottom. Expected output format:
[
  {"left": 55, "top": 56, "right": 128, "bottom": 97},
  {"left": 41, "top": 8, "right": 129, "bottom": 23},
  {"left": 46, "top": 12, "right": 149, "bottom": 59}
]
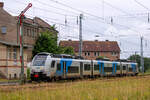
[{"left": 18, "top": 3, "right": 32, "bottom": 84}]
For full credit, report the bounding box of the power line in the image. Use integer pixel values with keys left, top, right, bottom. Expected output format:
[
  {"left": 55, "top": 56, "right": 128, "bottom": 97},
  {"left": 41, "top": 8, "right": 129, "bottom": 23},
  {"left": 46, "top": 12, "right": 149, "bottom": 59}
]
[
  {"left": 48, "top": 0, "right": 104, "bottom": 20},
  {"left": 134, "top": 0, "right": 150, "bottom": 11},
  {"left": 35, "top": 0, "right": 79, "bottom": 15},
  {"left": 7, "top": 0, "right": 145, "bottom": 34},
  {"left": 101, "top": 0, "right": 146, "bottom": 22}
]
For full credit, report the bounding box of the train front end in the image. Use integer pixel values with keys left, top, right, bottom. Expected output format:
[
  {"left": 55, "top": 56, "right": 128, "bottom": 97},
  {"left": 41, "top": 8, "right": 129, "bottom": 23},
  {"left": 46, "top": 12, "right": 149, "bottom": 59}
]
[{"left": 30, "top": 53, "right": 51, "bottom": 81}]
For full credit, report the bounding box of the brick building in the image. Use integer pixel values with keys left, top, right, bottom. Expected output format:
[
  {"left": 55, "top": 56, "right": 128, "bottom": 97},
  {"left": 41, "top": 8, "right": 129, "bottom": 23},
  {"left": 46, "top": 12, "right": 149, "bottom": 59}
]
[
  {"left": 59, "top": 40, "right": 120, "bottom": 61},
  {"left": 0, "top": 2, "right": 56, "bottom": 79}
]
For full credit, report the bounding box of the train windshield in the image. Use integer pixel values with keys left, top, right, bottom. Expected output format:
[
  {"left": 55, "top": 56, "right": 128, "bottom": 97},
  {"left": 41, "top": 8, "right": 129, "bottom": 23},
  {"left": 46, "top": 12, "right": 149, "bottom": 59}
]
[{"left": 32, "top": 54, "right": 48, "bottom": 66}]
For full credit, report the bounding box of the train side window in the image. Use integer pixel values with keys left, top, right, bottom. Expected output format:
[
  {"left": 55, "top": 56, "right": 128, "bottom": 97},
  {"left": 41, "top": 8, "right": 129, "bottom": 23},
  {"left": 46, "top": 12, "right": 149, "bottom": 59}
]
[
  {"left": 123, "top": 66, "right": 126, "bottom": 70},
  {"left": 68, "top": 66, "right": 79, "bottom": 73},
  {"left": 117, "top": 65, "right": 120, "bottom": 70},
  {"left": 129, "top": 67, "right": 132, "bottom": 72},
  {"left": 104, "top": 67, "right": 112, "bottom": 72},
  {"left": 57, "top": 63, "right": 61, "bottom": 71},
  {"left": 84, "top": 64, "right": 90, "bottom": 71},
  {"left": 94, "top": 64, "right": 99, "bottom": 71},
  {"left": 51, "top": 61, "right": 55, "bottom": 68}
]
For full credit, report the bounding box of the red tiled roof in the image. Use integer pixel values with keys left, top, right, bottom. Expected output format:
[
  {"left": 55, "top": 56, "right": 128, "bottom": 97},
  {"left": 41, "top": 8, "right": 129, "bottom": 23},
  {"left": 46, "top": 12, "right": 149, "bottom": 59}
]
[{"left": 59, "top": 40, "right": 120, "bottom": 52}]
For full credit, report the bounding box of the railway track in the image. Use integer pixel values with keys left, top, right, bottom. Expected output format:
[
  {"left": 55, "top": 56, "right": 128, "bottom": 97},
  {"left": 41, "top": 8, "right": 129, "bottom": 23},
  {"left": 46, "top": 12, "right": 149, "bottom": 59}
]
[{"left": 0, "top": 74, "right": 150, "bottom": 86}]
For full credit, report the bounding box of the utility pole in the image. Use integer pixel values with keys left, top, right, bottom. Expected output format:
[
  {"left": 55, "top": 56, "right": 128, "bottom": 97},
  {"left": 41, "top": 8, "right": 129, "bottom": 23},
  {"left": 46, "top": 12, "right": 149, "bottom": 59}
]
[
  {"left": 134, "top": 51, "right": 137, "bottom": 62},
  {"left": 79, "top": 14, "right": 83, "bottom": 58},
  {"left": 140, "top": 36, "right": 144, "bottom": 73},
  {"left": 18, "top": 3, "right": 32, "bottom": 84}
]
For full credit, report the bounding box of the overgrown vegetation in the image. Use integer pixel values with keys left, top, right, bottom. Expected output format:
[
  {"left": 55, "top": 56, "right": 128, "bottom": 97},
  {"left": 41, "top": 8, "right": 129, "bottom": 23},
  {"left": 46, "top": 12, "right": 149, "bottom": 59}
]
[
  {"left": 32, "top": 26, "right": 75, "bottom": 57},
  {"left": 0, "top": 76, "right": 150, "bottom": 100}
]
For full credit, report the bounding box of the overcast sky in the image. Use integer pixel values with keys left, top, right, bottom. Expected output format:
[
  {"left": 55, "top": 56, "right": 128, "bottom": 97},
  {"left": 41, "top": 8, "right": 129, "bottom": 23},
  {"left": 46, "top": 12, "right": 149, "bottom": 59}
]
[{"left": 1, "top": 0, "right": 150, "bottom": 58}]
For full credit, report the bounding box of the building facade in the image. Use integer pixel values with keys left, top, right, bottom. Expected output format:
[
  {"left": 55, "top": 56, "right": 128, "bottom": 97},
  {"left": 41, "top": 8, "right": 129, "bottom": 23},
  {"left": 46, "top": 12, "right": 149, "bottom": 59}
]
[
  {"left": 59, "top": 40, "right": 120, "bottom": 61},
  {"left": 0, "top": 2, "right": 56, "bottom": 79}
]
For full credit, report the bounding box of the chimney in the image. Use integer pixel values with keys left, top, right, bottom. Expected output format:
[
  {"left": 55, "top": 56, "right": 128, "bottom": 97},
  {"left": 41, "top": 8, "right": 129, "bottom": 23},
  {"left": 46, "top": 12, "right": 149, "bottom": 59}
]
[
  {"left": 106, "top": 40, "right": 109, "bottom": 42},
  {"left": 95, "top": 40, "right": 98, "bottom": 42},
  {"left": 0, "top": 2, "right": 4, "bottom": 8}
]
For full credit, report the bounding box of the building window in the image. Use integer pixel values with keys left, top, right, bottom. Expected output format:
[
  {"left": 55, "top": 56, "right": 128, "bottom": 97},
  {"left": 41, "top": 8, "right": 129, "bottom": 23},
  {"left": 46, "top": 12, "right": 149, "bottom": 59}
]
[
  {"left": 27, "top": 29, "right": 30, "bottom": 36},
  {"left": 8, "top": 48, "right": 11, "bottom": 59},
  {"left": 1, "top": 26, "right": 7, "bottom": 34},
  {"left": 94, "top": 52, "right": 96, "bottom": 56},
  {"left": 34, "top": 29, "right": 37, "bottom": 38},
  {"left": 29, "top": 29, "right": 32, "bottom": 37},
  {"left": 24, "top": 27, "right": 26, "bottom": 36},
  {"left": 13, "top": 48, "right": 17, "bottom": 60},
  {"left": 97, "top": 52, "right": 100, "bottom": 56},
  {"left": 112, "top": 52, "right": 117, "bottom": 56},
  {"left": 85, "top": 52, "right": 87, "bottom": 56},
  {"left": 88, "top": 52, "right": 90, "bottom": 56},
  {"left": 14, "top": 73, "right": 17, "bottom": 79},
  {"left": 9, "top": 74, "right": 11, "bottom": 79},
  {"left": 32, "top": 29, "right": 34, "bottom": 38}
]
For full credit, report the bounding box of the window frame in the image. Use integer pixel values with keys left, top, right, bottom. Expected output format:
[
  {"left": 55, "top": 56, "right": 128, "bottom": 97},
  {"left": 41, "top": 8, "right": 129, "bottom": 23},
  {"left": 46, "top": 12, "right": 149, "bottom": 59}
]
[
  {"left": 1, "top": 26, "right": 7, "bottom": 34},
  {"left": 57, "top": 63, "right": 61, "bottom": 71},
  {"left": 51, "top": 61, "right": 55, "bottom": 68},
  {"left": 84, "top": 64, "right": 91, "bottom": 71},
  {"left": 68, "top": 66, "right": 79, "bottom": 73}
]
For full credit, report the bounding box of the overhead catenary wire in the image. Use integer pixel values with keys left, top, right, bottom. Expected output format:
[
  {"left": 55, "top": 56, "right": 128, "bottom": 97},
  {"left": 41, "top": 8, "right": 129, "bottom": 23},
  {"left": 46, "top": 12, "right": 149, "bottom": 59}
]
[{"left": 134, "top": 0, "right": 150, "bottom": 11}]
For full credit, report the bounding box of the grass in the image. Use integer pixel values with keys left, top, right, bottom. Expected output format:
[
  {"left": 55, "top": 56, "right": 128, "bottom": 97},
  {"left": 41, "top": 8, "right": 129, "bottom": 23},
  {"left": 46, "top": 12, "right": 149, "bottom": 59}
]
[
  {"left": 0, "top": 79, "right": 19, "bottom": 82},
  {"left": 0, "top": 75, "right": 150, "bottom": 100}
]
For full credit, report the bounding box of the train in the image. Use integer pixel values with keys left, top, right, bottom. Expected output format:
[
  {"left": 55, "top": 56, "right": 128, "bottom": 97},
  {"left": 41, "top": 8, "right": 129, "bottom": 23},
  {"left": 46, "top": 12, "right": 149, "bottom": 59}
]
[{"left": 30, "top": 52, "right": 139, "bottom": 81}]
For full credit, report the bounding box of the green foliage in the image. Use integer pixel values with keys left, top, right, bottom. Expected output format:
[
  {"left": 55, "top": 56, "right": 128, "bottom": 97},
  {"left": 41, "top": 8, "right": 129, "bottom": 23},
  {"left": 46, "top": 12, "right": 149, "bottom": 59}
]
[
  {"left": 1, "top": 76, "right": 150, "bottom": 100},
  {"left": 128, "top": 54, "right": 141, "bottom": 66},
  {"left": 50, "top": 24, "right": 57, "bottom": 30},
  {"left": 32, "top": 28, "right": 75, "bottom": 57},
  {"left": 62, "top": 46, "right": 75, "bottom": 55},
  {"left": 32, "top": 30, "right": 58, "bottom": 57},
  {"left": 96, "top": 56, "right": 104, "bottom": 60},
  {"left": 144, "top": 57, "right": 150, "bottom": 71},
  {"left": 27, "top": 68, "right": 30, "bottom": 79},
  {"left": 128, "top": 54, "right": 150, "bottom": 71}
]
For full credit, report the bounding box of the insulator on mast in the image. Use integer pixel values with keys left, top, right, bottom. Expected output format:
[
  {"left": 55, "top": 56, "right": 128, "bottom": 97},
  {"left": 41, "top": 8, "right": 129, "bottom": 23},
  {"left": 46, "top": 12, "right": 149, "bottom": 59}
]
[
  {"left": 77, "top": 16, "right": 78, "bottom": 25},
  {"left": 148, "top": 13, "right": 149, "bottom": 23},
  {"left": 111, "top": 17, "right": 113, "bottom": 25},
  {"left": 65, "top": 16, "right": 67, "bottom": 26}
]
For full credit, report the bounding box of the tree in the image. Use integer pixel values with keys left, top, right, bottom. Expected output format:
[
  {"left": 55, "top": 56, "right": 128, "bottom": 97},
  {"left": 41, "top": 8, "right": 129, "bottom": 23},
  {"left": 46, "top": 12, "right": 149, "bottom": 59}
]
[
  {"left": 32, "top": 31, "right": 58, "bottom": 57},
  {"left": 63, "top": 46, "right": 75, "bottom": 55},
  {"left": 32, "top": 27, "right": 75, "bottom": 57}
]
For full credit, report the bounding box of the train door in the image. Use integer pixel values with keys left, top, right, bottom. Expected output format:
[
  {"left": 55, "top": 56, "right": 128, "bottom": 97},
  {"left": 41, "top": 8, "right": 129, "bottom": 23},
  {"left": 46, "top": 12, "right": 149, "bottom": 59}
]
[
  {"left": 120, "top": 62, "right": 123, "bottom": 75},
  {"left": 63, "top": 61, "right": 66, "bottom": 78},
  {"left": 91, "top": 60, "right": 93, "bottom": 77},
  {"left": 122, "top": 64, "right": 126, "bottom": 75},
  {"left": 98, "top": 61, "right": 104, "bottom": 76},
  {"left": 112, "top": 63, "right": 117, "bottom": 75},
  {"left": 80, "top": 62, "right": 83, "bottom": 78},
  {"left": 126, "top": 64, "right": 129, "bottom": 75}
]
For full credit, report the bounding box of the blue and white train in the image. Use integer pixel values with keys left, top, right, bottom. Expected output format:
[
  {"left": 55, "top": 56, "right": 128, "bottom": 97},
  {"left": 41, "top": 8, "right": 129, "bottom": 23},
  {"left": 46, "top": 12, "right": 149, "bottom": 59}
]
[{"left": 30, "top": 52, "right": 138, "bottom": 81}]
